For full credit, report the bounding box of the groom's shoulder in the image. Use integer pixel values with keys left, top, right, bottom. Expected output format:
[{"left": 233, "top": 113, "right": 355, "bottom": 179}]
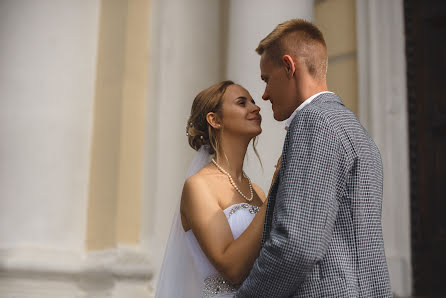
[
  {"left": 289, "top": 103, "right": 335, "bottom": 131},
  {"left": 301, "top": 95, "right": 357, "bottom": 124},
  {"left": 289, "top": 96, "right": 360, "bottom": 138}
]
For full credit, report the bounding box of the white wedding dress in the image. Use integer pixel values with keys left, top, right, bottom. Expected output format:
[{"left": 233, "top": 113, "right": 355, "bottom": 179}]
[
  {"left": 155, "top": 146, "right": 260, "bottom": 298},
  {"left": 185, "top": 202, "right": 260, "bottom": 297}
]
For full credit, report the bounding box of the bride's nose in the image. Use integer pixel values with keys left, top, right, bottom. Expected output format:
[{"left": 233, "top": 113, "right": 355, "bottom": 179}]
[{"left": 251, "top": 103, "right": 261, "bottom": 113}]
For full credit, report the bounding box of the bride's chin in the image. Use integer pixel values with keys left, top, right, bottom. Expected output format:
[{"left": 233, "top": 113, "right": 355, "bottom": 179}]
[{"left": 250, "top": 129, "right": 262, "bottom": 138}]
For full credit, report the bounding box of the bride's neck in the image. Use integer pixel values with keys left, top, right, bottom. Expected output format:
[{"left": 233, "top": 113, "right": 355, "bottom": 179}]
[{"left": 214, "top": 135, "right": 250, "bottom": 182}]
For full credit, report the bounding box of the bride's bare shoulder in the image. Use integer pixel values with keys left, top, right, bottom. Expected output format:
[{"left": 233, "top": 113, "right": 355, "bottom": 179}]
[
  {"left": 184, "top": 164, "right": 215, "bottom": 187},
  {"left": 181, "top": 164, "right": 218, "bottom": 207}
]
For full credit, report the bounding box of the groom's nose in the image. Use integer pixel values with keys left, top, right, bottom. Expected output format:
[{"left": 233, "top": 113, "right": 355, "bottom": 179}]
[{"left": 262, "top": 90, "right": 269, "bottom": 101}]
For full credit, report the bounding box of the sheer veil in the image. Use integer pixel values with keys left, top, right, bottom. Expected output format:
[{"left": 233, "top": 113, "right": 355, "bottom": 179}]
[{"left": 155, "top": 145, "right": 212, "bottom": 297}]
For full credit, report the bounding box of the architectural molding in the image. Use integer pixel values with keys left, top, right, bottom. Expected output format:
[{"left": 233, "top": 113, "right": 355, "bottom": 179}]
[
  {"left": 356, "top": 0, "right": 411, "bottom": 296},
  {"left": 0, "top": 246, "right": 153, "bottom": 297}
]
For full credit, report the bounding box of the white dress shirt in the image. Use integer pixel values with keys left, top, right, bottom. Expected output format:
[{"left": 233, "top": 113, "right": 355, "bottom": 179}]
[{"left": 284, "top": 91, "right": 334, "bottom": 130}]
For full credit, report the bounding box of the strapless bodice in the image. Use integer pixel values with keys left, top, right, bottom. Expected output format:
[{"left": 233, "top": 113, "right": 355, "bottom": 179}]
[{"left": 185, "top": 203, "right": 260, "bottom": 297}]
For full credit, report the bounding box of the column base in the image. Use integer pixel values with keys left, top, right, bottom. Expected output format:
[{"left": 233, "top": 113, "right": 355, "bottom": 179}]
[{"left": 0, "top": 245, "right": 154, "bottom": 298}]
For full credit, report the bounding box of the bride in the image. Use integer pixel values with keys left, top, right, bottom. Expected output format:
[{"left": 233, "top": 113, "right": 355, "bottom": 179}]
[{"left": 155, "top": 80, "right": 267, "bottom": 297}]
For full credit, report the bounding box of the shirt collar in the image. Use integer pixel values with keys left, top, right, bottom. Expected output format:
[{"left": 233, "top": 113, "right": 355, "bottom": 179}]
[{"left": 285, "top": 91, "right": 333, "bottom": 130}]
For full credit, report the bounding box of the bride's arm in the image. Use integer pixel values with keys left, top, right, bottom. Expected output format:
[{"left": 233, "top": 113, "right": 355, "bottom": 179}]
[{"left": 181, "top": 176, "right": 267, "bottom": 285}]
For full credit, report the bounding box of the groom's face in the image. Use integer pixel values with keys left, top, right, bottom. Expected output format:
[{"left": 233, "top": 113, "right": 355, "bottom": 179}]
[{"left": 260, "top": 54, "right": 297, "bottom": 121}]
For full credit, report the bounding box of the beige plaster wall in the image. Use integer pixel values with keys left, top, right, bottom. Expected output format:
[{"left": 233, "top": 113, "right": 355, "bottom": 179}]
[
  {"left": 315, "top": 0, "right": 358, "bottom": 115},
  {"left": 87, "top": 0, "right": 150, "bottom": 250},
  {"left": 116, "top": 0, "right": 150, "bottom": 246}
]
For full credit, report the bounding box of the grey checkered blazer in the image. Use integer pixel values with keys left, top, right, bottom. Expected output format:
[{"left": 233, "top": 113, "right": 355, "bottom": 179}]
[{"left": 235, "top": 93, "right": 392, "bottom": 297}]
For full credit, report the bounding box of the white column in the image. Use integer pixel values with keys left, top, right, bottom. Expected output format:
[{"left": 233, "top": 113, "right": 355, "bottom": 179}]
[
  {"left": 143, "top": 0, "right": 224, "bottom": 292},
  {"left": 225, "top": 0, "right": 314, "bottom": 195},
  {"left": 0, "top": 0, "right": 100, "bottom": 296},
  {"left": 0, "top": 0, "right": 99, "bottom": 256},
  {"left": 356, "top": 0, "right": 411, "bottom": 296}
]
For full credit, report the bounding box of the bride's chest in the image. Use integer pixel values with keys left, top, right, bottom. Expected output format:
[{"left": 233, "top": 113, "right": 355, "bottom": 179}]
[{"left": 223, "top": 203, "right": 260, "bottom": 239}]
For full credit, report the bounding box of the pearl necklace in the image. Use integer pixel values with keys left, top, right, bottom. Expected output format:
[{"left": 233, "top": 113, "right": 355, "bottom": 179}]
[{"left": 211, "top": 158, "right": 253, "bottom": 202}]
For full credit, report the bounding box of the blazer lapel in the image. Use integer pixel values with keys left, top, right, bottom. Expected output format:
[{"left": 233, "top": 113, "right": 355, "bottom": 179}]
[
  {"left": 262, "top": 129, "right": 290, "bottom": 244},
  {"left": 262, "top": 93, "right": 343, "bottom": 244}
]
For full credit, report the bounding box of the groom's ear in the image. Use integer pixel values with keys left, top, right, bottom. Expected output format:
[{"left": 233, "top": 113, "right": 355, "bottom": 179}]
[
  {"left": 282, "top": 55, "right": 296, "bottom": 79},
  {"left": 206, "top": 112, "right": 222, "bottom": 129}
]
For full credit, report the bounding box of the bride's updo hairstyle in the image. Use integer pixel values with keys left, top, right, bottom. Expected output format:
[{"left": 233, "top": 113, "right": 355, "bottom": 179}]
[{"left": 186, "top": 80, "right": 234, "bottom": 155}]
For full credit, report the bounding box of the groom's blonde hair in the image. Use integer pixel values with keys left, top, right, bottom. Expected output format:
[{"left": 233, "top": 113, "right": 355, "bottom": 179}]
[{"left": 256, "top": 19, "right": 328, "bottom": 81}]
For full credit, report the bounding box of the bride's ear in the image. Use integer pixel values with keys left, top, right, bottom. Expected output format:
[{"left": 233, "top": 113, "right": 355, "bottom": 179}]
[{"left": 206, "top": 112, "right": 222, "bottom": 129}]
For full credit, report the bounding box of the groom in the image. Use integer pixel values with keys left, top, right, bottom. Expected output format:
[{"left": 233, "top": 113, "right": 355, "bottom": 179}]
[{"left": 235, "top": 19, "right": 392, "bottom": 297}]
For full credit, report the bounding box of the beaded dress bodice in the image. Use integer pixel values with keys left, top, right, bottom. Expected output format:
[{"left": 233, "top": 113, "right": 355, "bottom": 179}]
[{"left": 185, "top": 203, "right": 260, "bottom": 298}]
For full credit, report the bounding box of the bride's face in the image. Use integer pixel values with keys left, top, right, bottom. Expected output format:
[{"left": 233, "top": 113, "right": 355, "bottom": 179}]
[{"left": 220, "top": 84, "right": 262, "bottom": 138}]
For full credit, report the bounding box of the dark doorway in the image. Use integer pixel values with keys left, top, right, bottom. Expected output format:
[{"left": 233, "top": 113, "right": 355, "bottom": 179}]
[{"left": 405, "top": 0, "right": 446, "bottom": 295}]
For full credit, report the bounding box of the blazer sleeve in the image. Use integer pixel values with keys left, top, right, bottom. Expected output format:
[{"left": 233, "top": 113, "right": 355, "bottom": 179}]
[{"left": 235, "top": 111, "right": 344, "bottom": 298}]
